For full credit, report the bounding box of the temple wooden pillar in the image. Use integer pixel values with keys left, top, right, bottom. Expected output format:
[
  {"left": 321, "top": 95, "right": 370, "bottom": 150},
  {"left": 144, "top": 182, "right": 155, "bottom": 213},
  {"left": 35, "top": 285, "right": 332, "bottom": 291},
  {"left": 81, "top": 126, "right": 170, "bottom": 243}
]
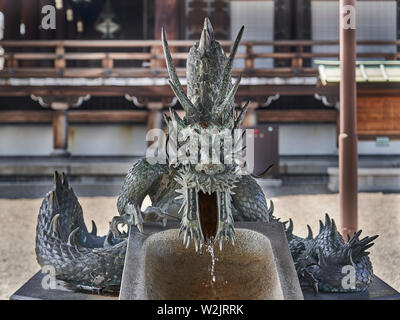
[
  {"left": 153, "top": 0, "right": 180, "bottom": 70},
  {"left": 210, "top": 0, "right": 229, "bottom": 39},
  {"left": 20, "top": 0, "right": 39, "bottom": 67},
  {"left": 55, "top": 0, "right": 66, "bottom": 39},
  {"left": 147, "top": 102, "right": 163, "bottom": 147},
  {"left": 66, "top": 3, "right": 76, "bottom": 39},
  {"left": 274, "top": 0, "right": 291, "bottom": 67},
  {"left": 21, "top": 0, "right": 39, "bottom": 40},
  {"left": 187, "top": 0, "right": 207, "bottom": 39},
  {"left": 0, "top": 0, "right": 3, "bottom": 39},
  {"left": 39, "top": 0, "right": 54, "bottom": 40},
  {"left": 154, "top": 0, "right": 180, "bottom": 40},
  {"left": 2, "top": 0, "right": 21, "bottom": 40},
  {"left": 339, "top": 0, "right": 358, "bottom": 238},
  {"left": 51, "top": 102, "right": 70, "bottom": 157},
  {"left": 242, "top": 102, "right": 258, "bottom": 127}
]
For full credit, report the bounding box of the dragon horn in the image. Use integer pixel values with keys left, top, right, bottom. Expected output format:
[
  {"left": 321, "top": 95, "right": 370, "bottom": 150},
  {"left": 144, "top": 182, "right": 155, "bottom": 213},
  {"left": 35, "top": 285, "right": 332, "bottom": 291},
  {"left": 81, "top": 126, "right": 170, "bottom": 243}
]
[
  {"left": 198, "top": 18, "right": 214, "bottom": 57},
  {"left": 215, "top": 25, "right": 245, "bottom": 106},
  {"left": 163, "top": 112, "right": 171, "bottom": 126},
  {"left": 234, "top": 100, "right": 250, "bottom": 129},
  {"left": 216, "top": 74, "right": 242, "bottom": 118},
  {"left": 161, "top": 28, "right": 198, "bottom": 117},
  {"left": 169, "top": 107, "right": 186, "bottom": 128}
]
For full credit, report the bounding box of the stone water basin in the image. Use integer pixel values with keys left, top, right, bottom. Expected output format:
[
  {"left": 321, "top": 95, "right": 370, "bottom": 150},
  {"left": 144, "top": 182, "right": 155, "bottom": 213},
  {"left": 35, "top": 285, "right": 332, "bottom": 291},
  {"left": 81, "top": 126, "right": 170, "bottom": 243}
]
[{"left": 119, "top": 222, "right": 303, "bottom": 300}]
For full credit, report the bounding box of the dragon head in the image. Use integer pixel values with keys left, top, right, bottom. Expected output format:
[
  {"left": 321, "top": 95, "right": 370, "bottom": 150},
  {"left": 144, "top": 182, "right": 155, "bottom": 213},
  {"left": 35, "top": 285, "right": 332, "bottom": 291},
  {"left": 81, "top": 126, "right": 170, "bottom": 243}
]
[{"left": 162, "top": 18, "right": 248, "bottom": 250}]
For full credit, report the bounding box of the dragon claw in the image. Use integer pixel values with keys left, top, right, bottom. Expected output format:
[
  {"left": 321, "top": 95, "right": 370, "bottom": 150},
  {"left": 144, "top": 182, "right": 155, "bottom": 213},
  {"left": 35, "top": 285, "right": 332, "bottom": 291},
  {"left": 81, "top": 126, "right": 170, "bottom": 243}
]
[
  {"left": 110, "top": 204, "right": 144, "bottom": 237},
  {"left": 295, "top": 258, "right": 319, "bottom": 295}
]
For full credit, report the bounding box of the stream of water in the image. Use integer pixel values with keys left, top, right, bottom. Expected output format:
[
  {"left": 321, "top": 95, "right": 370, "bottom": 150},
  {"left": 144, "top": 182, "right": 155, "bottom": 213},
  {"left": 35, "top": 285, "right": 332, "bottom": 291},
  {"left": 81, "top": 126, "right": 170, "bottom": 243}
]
[
  {"left": 202, "top": 239, "right": 228, "bottom": 294},
  {"left": 206, "top": 240, "right": 217, "bottom": 284}
]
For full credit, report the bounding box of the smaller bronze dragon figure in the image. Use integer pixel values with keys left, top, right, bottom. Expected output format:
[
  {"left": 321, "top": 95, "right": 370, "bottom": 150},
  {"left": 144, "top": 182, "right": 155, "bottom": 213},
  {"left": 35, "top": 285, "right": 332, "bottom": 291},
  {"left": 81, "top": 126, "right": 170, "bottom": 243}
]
[
  {"left": 285, "top": 214, "right": 378, "bottom": 293},
  {"left": 35, "top": 18, "right": 378, "bottom": 295}
]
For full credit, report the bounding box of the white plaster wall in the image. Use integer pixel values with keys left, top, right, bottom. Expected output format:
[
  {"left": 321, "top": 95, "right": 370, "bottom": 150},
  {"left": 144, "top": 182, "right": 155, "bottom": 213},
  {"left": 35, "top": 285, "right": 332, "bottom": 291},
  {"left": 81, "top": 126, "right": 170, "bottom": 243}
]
[
  {"left": 358, "top": 141, "right": 400, "bottom": 155},
  {"left": 1, "top": 124, "right": 399, "bottom": 157},
  {"left": 0, "top": 125, "right": 53, "bottom": 155},
  {"left": 68, "top": 125, "right": 147, "bottom": 156},
  {"left": 0, "top": 124, "right": 148, "bottom": 156},
  {"left": 279, "top": 124, "right": 338, "bottom": 156}
]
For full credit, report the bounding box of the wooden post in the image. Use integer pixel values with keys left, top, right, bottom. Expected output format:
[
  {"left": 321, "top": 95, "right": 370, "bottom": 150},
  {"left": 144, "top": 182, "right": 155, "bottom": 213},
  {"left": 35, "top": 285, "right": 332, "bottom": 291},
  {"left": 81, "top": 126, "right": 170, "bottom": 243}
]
[
  {"left": 242, "top": 102, "right": 258, "bottom": 127},
  {"left": 51, "top": 102, "right": 70, "bottom": 156},
  {"left": 102, "top": 53, "right": 114, "bottom": 71},
  {"left": 55, "top": 0, "right": 66, "bottom": 39},
  {"left": 55, "top": 45, "right": 66, "bottom": 74},
  {"left": 245, "top": 44, "right": 254, "bottom": 73},
  {"left": 154, "top": 0, "right": 180, "bottom": 40},
  {"left": 210, "top": 0, "right": 229, "bottom": 39},
  {"left": 187, "top": 0, "right": 207, "bottom": 39},
  {"left": 147, "top": 102, "right": 163, "bottom": 148},
  {"left": 291, "top": 45, "right": 304, "bottom": 70},
  {"left": 339, "top": 0, "right": 358, "bottom": 238},
  {"left": 21, "top": 0, "right": 39, "bottom": 40},
  {"left": 274, "top": 0, "right": 292, "bottom": 67}
]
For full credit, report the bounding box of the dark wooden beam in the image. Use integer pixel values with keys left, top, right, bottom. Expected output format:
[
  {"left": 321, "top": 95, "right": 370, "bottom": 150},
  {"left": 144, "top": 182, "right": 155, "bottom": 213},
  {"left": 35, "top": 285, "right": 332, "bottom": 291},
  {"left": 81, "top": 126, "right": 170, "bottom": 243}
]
[
  {"left": 0, "top": 84, "right": 339, "bottom": 99},
  {"left": 0, "top": 110, "right": 149, "bottom": 123},
  {"left": 0, "top": 110, "right": 53, "bottom": 122},
  {"left": 257, "top": 109, "right": 337, "bottom": 123}
]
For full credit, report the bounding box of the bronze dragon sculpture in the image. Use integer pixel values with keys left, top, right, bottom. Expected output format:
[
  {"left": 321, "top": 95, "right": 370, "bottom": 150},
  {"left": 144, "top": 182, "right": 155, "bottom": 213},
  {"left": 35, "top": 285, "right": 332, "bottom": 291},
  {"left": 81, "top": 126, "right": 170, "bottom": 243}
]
[{"left": 36, "top": 18, "right": 378, "bottom": 295}]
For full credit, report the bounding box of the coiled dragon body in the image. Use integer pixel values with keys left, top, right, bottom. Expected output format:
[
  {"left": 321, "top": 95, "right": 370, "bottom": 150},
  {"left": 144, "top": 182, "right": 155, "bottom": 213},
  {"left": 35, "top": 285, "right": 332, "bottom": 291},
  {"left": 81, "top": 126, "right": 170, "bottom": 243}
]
[{"left": 35, "top": 18, "right": 378, "bottom": 295}]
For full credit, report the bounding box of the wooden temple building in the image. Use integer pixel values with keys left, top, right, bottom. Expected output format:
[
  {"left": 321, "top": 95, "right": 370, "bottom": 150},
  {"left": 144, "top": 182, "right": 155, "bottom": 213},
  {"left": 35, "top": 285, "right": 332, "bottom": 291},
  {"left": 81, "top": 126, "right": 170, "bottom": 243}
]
[{"left": 0, "top": 0, "right": 400, "bottom": 196}]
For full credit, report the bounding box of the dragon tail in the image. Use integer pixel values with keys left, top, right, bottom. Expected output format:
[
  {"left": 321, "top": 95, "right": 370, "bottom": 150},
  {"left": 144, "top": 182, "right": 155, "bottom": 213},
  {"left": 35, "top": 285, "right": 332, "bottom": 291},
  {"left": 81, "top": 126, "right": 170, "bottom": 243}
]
[{"left": 35, "top": 172, "right": 126, "bottom": 293}]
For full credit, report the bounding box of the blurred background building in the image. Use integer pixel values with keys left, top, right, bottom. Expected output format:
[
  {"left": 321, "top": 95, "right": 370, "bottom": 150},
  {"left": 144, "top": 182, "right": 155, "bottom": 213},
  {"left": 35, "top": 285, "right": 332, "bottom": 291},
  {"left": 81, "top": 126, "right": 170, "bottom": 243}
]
[{"left": 0, "top": 0, "right": 399, "bottom": 197}]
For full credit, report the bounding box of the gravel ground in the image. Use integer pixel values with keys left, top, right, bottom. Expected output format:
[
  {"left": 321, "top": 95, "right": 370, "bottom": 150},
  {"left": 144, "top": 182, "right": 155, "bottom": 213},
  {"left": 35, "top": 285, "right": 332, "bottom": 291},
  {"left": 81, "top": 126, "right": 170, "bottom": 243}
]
[{"left": 0, "top": 193, "right": 399, "bottom": 300}]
